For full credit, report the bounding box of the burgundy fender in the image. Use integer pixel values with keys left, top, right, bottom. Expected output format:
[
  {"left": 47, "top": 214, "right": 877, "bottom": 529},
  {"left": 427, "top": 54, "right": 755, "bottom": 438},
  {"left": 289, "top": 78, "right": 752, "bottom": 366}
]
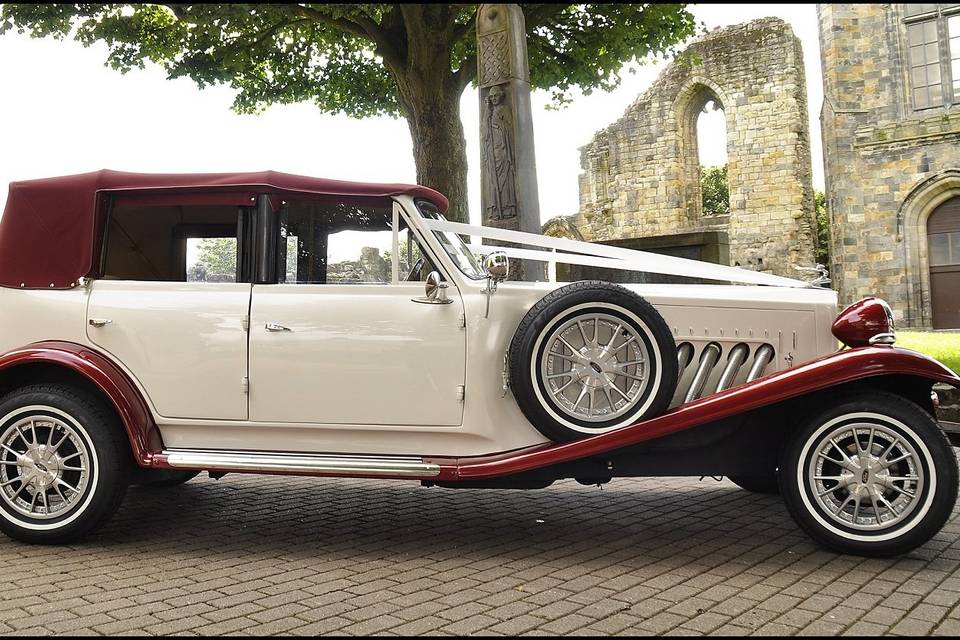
[
  {"left": 427, "top": 346, "right": 960, "bottom": 482},
  {"left": 0, "top": 341, "right": 162, "bottom": 466}
]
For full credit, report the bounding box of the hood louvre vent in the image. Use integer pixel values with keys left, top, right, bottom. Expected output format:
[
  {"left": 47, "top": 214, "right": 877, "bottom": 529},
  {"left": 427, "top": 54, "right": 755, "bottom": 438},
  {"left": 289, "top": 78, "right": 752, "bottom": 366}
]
[{"left": 674, "top": 340, "right": 776, "bottom": 406}]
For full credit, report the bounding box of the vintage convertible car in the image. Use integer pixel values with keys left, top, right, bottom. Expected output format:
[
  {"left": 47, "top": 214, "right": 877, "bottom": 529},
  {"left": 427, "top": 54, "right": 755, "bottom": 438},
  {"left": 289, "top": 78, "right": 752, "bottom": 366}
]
[{"left": 0, "top": 170, "right": 957, "bottom": 556}]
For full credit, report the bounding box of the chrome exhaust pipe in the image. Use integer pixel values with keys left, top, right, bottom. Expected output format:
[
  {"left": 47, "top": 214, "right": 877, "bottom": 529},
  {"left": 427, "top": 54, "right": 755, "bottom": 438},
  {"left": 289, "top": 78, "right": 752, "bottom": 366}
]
[
  {"left": 684, "top": 342, "right": 721, "bottom": 403},
  {"left": 676, "top": 342, "right": 694, "bottom": 381},
  {"left": 716, "top": 343, "right": 749, "bottom": 393},
  {"left": 747, "top": 344, "right": 775, "bottom": 382}
]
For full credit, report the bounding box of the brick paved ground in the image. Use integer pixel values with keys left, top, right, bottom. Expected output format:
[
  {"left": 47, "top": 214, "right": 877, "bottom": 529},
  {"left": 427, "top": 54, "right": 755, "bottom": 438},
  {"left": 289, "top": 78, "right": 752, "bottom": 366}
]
[{"left": 2, "top": 472, "right": 960, "bottom": 636}]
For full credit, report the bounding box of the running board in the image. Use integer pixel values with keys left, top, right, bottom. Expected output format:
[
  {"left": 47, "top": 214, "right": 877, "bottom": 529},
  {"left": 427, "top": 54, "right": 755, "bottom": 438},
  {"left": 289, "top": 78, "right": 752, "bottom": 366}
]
[{"left": 162, "top": 449, "right": 441, "bottom": 477}]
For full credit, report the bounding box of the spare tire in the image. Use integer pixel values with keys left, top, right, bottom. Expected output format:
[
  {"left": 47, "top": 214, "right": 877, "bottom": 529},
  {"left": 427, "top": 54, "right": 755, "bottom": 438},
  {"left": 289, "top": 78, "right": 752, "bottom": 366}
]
[{"left": 509, "top": 281, "right": 678, "bottom": 442}]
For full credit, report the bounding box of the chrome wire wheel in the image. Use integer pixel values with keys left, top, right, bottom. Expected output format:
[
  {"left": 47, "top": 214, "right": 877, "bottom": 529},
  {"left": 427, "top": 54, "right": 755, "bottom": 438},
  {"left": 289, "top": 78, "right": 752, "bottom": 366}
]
[
  {"left": 807, "top": 420, "right": 924, "bottom": 532},
  {"left": 0, "top": 411, "right": 91, "bottom": 521},
  {"left": 539, "top": 311, "right": 652, "bottom": 423}
]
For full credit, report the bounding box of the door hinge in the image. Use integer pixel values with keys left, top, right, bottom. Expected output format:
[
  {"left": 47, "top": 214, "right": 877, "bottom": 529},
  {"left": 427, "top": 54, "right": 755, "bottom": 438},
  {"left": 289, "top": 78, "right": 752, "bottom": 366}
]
[
  {"left": 241, "top": 376, "right": 249, "bottom": 394},
  {"left": 456, "top": 385, "right": 465, "bottom": 403},
  {"left": 241, "top": 316, "right": 250, "bottom": 331},
  {"left": 458, "top": 313, "right": 466, "bottom": 328}
]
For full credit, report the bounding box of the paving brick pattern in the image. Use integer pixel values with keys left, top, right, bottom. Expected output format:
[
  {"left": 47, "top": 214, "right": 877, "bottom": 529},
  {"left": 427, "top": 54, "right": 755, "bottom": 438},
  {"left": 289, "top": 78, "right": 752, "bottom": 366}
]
[{"left": 3, "top": 471, "right": 960, "bottom": 635}]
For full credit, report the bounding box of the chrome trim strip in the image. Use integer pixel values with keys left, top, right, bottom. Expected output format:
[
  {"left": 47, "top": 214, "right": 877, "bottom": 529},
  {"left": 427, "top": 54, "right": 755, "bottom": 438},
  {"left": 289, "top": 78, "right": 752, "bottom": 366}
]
[{"left": 163, "top": 449, "right": 441, "bottom": 477}]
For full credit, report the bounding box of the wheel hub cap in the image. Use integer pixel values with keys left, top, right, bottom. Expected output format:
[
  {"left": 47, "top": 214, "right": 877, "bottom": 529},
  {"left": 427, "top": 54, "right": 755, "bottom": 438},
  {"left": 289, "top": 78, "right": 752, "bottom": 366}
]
[
  {"left": 0, "top": 413, "right": 90, "bottom": 520},
  {"left": 808, "top": 421, "right": 923, "bottom": 531},
  {"left": 541, "top": 312, "right": 651, "bottom": 422}
]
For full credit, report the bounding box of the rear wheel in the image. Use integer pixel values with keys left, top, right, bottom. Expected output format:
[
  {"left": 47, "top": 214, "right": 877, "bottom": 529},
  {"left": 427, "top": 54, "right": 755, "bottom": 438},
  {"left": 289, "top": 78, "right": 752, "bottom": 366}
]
[
  {"left": 780, "top": 392, "right": 958, "bottom": 557},
  {"left": 0, "top": 384, "right": 130, "bottom": 544}
]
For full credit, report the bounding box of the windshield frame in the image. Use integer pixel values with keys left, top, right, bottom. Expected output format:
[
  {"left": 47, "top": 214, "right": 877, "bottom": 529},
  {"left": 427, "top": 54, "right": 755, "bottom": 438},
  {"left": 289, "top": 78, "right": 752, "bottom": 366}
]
[{"left": 414, "top": 199, "right": 486, "bottom": 280}]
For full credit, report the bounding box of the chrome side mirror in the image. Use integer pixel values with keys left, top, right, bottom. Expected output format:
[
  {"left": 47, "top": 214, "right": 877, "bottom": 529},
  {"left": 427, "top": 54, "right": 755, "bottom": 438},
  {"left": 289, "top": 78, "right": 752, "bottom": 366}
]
[
  {"left": 484, "top": 251, "right": 509, "bottom": 283},
  {"left": 482, "top": 251, "right": 509, "bottom": 318},
  {"left": 412, "top": 271, "right": 453, "bottom": 305}
]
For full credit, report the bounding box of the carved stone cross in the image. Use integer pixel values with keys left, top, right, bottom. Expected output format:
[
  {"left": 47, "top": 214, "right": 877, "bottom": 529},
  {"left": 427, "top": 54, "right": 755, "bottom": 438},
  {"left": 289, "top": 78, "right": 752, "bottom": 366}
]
[{"left": 477, "top": 3, "right": 542, "bottom": 280}]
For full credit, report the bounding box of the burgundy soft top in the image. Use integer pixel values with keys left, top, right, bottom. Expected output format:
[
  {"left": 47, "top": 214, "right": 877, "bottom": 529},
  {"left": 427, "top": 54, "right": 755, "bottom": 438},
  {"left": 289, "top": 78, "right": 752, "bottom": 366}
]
[{"left": 0, "top": 169, "right": 448, "bottom": 289}]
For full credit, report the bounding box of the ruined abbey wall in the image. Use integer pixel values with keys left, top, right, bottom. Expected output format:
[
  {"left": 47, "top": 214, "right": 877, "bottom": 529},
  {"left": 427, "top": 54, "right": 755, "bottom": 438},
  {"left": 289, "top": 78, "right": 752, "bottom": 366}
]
[{"left": 550, "top": 18, "right": 817, "bottom": 278}]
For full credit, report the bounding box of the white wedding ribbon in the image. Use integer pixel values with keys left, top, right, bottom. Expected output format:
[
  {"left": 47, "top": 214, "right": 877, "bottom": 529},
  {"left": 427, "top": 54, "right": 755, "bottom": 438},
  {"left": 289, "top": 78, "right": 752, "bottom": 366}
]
[{"left": 423, "top": 218, "right": 811, "bottom": 288}]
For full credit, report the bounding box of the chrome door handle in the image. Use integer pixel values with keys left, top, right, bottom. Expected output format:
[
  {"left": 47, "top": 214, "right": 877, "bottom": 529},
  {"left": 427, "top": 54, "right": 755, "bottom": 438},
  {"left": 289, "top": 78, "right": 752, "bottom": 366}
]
[
  {"left": 265, "top": 322, "right": 292, "bottom": 332},
  {"left": 88, "top": 318, "right": 112, "bottom": 328}
]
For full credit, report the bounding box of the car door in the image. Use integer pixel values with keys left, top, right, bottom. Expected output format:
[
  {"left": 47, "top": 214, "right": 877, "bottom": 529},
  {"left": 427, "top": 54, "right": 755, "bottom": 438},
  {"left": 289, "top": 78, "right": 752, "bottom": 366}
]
[
  {"left": 247, "top": 200, "right": 466, "bottom": 426},
  {"left": 86, "top": 195, "right": 251, "bottom": 420}
]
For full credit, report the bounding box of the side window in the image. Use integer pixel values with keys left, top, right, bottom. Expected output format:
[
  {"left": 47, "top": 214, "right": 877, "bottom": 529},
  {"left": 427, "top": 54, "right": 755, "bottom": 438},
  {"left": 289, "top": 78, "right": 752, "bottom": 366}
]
[
  {"left": 102, "top": 202, "right": 243, "bottom": 282},
  {"left": 397, "top": 218, "right": 439, "bottom": 282},
  {"left": 277, "top": 201, "right": 412, "bottom": 285}
]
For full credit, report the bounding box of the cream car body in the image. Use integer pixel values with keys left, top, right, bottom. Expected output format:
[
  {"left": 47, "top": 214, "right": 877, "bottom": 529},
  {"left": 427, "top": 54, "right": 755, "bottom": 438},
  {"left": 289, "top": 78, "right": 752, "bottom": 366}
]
[{"left": 0, "top": 195, "right": 838, "bottom": 457}]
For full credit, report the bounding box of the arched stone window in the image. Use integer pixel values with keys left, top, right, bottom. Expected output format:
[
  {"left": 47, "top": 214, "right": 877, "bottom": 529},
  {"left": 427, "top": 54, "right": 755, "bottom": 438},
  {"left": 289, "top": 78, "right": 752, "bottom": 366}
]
[
  {"left": 676, "top": 82, "right": 731, "bottom": 220},
  {"left": 696, "top": 98, "right": 730, "bottom": 217}
]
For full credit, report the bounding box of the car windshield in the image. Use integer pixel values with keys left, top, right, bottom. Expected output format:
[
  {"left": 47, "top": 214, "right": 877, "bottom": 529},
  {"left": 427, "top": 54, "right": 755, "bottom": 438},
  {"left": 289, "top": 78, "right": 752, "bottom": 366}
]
[{"left": 415, "top": 201, "right": 486, "bottom": 280}]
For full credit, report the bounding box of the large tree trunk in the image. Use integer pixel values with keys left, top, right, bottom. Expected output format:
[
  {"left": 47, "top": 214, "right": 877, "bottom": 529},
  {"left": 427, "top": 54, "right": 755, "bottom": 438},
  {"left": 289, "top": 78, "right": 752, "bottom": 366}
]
[
  {"left": 398, "top": 86, "right": 469, "bottom": 224},
  {"left": 389, "top": 5, "right": 471, "bottom": 223}
]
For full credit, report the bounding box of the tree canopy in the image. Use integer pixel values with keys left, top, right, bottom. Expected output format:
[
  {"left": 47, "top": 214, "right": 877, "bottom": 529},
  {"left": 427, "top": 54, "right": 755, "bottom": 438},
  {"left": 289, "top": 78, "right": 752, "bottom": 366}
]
[{"left": 2, "top": 4, "right": 698, "bottom": 223}]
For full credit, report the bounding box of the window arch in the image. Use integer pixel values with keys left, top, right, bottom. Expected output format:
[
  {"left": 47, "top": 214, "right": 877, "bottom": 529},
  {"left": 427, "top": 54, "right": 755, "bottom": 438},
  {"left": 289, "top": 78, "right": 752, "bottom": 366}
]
[
  {"left": 676, "top": 82, "right": 731, "bottom": 219},
  {"left": 899, "top": 169, "right": 960, "bottom": 327},
  {"left": 927, "top": 196, "right": 960, "bottom": 328}
]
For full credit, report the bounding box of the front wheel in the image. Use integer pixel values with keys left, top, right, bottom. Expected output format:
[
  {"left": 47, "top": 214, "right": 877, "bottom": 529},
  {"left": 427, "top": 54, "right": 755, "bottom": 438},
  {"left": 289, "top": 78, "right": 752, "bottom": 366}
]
[
  {"left": 0, "top": 384, "right": 130, "bottom": 544},
  {"left": 780, "top": 392, "right": 958, "bottom": 557}
]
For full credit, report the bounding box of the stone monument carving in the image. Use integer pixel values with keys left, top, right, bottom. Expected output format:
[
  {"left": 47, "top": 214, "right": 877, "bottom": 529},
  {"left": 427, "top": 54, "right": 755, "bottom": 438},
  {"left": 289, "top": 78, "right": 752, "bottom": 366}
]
[
  {"left": 482, "top": 85, "right": 518, "bottom": 220},
  {"left": 477, "top": 3, "right": 541, "bottom": 279}
]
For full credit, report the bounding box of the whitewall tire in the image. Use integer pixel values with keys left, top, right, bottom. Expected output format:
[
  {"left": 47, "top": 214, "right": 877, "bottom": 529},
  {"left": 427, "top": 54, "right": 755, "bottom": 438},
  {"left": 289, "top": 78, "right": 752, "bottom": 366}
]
[
  {"left": 509, "top": 281, "right": 678, "bottom": 442},
  {"left": 0, "top": 384, "right": 130, "bottom": 544},
  {"left": 779, "top": 391, "right": 958, "bottom": 557}
]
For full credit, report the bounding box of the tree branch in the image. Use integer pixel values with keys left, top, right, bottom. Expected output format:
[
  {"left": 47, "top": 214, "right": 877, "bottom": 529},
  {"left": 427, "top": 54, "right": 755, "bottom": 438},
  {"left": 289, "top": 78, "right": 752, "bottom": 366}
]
[
  {"left": 452, "top": 52, "right": 476, "bottom": 92},
  {"left": 523, "top": 3, "right": 570, "bottom": 30},
  {"left": 528, "top": 30, "right": 581, "bottom": 69},
  {"left": 281, "top": 4, "right": 405, "bottom": 70}
]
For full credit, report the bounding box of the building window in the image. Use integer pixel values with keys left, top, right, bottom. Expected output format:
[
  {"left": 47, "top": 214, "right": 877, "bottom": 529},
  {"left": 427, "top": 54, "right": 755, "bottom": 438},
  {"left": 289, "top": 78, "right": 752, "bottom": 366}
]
[{"left": 905, "top": 4, "right": 960, "bottom": 109}]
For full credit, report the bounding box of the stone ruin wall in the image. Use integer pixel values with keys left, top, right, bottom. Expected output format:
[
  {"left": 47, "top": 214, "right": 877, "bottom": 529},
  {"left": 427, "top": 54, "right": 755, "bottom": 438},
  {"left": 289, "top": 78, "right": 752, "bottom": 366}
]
[{"left": 552, "top": 18, "right": 817, "bottom": 277}]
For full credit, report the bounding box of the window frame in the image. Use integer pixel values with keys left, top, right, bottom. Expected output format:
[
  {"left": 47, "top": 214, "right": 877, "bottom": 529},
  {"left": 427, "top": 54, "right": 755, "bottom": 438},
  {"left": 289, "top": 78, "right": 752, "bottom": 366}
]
[
  {"left": 264, "top": 197, "right": 452, "bottom": 287},
  {"left": 903, "top": 3, "right": 960, "bottom": 110},
  {"left": 96, "top": 191, "right": 453, "bottom": 287},
  {"left": 97, "top": 194, "right": 254, "bottom": 284}
]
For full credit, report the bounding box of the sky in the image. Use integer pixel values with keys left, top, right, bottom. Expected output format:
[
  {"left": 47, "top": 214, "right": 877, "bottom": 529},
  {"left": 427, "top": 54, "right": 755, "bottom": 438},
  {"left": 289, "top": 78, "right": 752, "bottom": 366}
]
[{"left": 0, "top": 4, "right": 823, "bottom": 227}]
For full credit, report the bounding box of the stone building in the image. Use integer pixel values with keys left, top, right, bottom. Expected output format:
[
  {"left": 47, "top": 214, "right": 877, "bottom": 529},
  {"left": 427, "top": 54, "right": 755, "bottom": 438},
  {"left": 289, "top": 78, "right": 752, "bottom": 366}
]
[
  {"left": 819, "top": 4, "right": 960, "bottom": 329},
  {"left": 545, "top": 18, "right": 817, "bottom": 280}
]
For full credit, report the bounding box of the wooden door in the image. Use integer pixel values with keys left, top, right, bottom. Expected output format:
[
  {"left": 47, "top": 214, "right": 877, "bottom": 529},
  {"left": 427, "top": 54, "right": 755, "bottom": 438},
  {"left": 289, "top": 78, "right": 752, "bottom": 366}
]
[{"left": 928, "top": 197, "right": 960, "bottom": 329}]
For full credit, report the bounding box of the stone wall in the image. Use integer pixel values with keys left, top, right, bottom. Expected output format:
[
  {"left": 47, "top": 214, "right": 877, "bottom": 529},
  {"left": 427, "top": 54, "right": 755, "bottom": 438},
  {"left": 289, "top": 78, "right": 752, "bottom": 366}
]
[
  {"left": 548, "top": 18, "right": 817, "bottom": 278},
  {"left": 819, "top": 4, "right": 960, "bottom": 328}
]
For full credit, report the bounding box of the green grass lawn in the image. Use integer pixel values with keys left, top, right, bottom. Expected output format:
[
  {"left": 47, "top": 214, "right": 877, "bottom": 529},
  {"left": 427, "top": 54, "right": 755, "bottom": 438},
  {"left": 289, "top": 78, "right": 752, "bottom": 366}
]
[{"left": 898, "top": 331, "right": 960, "bottom": 374}]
